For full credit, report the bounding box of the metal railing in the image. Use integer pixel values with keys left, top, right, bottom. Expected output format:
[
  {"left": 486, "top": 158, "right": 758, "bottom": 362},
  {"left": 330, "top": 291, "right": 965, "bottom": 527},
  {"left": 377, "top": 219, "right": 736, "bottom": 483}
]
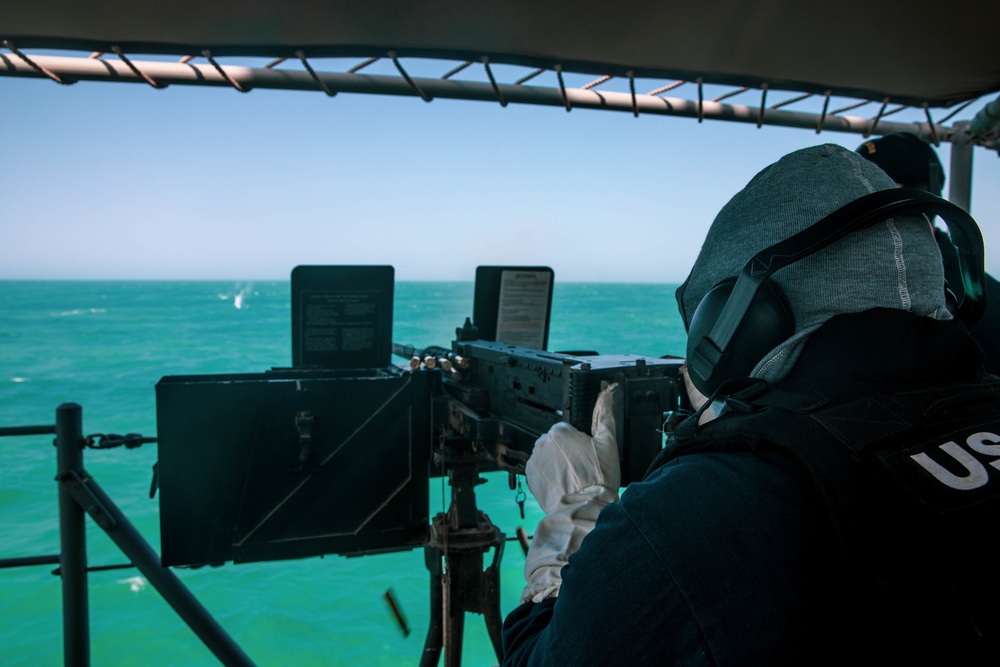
[{"left": 0, "top": 404, "right": 255, "bottom": 667}]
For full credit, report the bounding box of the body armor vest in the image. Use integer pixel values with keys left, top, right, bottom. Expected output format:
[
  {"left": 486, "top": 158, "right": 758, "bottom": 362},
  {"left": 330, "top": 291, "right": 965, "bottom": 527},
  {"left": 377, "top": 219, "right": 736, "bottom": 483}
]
[{"left": 652, "top": 374, "right": 1000, "bottom": 662}]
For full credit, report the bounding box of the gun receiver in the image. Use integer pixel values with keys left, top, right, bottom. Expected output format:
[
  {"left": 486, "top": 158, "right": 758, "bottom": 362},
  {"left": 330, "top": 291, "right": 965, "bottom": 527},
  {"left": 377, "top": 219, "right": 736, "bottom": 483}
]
[{"left": 397, "top": 339, "right": 688, "bottom": 486}]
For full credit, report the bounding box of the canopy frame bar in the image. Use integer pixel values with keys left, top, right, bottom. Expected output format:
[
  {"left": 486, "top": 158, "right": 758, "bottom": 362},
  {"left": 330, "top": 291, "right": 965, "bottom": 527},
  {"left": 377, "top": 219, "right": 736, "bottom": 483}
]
[{"left": 3, "top": 48, "right": 998, "bottom": 151}]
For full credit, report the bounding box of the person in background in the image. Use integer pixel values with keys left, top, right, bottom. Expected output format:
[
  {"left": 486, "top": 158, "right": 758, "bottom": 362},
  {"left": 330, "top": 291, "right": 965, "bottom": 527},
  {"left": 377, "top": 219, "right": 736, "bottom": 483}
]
[
  {"left": 502, "top": 144, "right": 1000, "bottom": 665},
  {"left": 856, "top": 132, "right": 946, "bottom": 195},
  {"left": 858, "top": 132, "right": 1000, "bottom": 372}
]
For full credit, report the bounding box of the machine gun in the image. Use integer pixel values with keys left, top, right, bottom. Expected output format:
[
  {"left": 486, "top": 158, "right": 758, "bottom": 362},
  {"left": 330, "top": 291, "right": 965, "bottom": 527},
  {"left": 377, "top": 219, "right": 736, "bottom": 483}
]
[
  {"left": 395, "top": 317, "right": 688, "bottom": 486},
  {"left": 154, "top": 265, "right": 689, "bottom": 666}
]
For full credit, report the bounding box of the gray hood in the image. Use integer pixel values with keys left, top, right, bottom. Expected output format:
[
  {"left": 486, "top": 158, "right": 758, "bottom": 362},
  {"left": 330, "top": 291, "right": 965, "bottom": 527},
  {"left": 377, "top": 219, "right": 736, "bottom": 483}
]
[{"left": 677, "top": 143, "right": 950, "bottom": 386}]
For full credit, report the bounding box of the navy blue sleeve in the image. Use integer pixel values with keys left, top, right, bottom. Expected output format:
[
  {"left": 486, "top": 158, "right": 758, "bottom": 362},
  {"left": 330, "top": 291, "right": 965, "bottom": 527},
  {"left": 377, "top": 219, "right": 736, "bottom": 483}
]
[
  {"left": 499, "top": 450, "right": 829, "bottom": 667},
  {"left": 501, "top": 598, "right": 557, "bottom": 665},
  {"left": 499, "top": 497, "right": 710, "bottom": 667}
]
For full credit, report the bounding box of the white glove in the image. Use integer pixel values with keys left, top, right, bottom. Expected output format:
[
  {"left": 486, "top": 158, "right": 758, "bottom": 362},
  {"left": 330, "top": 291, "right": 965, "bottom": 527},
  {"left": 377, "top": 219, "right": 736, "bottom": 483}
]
[{"left": 521, "top": 383, "right": 620, "bottom": 603}]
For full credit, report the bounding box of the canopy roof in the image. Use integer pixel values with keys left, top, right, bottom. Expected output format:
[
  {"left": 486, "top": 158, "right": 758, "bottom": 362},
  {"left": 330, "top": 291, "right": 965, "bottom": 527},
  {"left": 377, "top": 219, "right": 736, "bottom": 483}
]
[
  {"left": 3, "top": 0, "right": 999, "bottom": 151},
  {"left": 4, "top": 0, "right": 998, "bottom": 107}
]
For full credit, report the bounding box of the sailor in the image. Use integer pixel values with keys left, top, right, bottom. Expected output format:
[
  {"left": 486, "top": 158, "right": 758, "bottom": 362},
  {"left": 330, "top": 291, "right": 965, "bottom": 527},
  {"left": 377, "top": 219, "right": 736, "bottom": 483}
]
[
  {"left": 856, "top": 131, "right": 947, "bottom": 195},
  {"left": 502, "top": 144, "right": 1000, "bottom": 665}
]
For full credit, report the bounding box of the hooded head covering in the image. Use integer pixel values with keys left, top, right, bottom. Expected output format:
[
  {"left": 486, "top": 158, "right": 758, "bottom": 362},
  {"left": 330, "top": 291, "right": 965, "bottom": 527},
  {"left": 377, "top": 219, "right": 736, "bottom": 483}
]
[{"left": 677, "top": 144, "right": 950, "bottom": 388}]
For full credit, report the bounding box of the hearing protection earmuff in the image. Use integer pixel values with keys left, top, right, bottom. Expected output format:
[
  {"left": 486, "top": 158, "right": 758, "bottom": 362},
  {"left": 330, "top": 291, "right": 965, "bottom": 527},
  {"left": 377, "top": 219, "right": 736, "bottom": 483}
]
[{"left": 685, "top": 188, "right": 987, "bottom": 397}]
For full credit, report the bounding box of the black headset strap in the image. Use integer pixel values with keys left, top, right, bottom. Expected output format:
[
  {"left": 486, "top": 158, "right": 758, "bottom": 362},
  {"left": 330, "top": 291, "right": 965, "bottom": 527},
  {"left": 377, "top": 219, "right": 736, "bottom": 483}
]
[
  {"left": 703, "top": 188, "right": 986, "bottom": 356},
  {"left": 928, "top": 156, "right": 944, "bottom": 197}
]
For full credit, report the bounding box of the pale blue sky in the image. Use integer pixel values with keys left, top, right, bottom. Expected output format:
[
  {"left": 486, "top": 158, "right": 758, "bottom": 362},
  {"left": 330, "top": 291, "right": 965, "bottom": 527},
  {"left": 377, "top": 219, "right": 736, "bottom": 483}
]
[{"left": 3, "top": 65, "right": 998, "bottom": 283}]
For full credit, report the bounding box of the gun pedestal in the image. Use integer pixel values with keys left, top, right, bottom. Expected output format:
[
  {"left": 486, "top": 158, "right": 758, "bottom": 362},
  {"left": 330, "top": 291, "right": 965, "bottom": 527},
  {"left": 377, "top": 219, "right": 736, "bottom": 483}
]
[{"left": 421, "top": 443, "right": 505, "bottom": 667}]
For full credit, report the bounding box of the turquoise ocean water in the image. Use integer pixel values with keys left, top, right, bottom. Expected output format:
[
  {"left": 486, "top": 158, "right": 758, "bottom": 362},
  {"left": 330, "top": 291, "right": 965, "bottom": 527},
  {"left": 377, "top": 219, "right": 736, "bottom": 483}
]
[{"left": 0, "top": 280, "right": 687, "bottom": 666}]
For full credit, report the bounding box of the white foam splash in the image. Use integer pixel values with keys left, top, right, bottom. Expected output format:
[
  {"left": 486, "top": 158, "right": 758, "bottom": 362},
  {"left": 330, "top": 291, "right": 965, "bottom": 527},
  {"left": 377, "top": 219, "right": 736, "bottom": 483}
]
[
  {"left": 233, "top": 283, "right": 253, "bottom": 310},
  {"left": 53, "top": 308, "right": 107, "bottom": 317},
  {"left": 117, "top": 576, "right": 147, "bottom": 592}
]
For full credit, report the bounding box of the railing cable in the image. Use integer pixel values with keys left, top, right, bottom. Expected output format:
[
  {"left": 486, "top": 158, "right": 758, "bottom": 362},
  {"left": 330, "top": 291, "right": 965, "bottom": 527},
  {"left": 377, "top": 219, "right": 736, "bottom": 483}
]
[
  {"left": 112, "top": 46, "right": 167, "bottom": 89},
  {"left": 757, "top": 84, "right": 768, "bottom": 128},
  {"left": 771, "top": 92, "right": 813, "bottom": 110},
  {"left": 514, "top": 68, "right": 545, "bottom": 86},
  {"left": 349, "top": 56, "right": 380, "bottom": 73},
  {"left": 648, "top": 80, "right": 685, "bottom": 96},
  {"left": 864, "top": 97, "right": 891, "bottom": 137},
  {"left": 296, "top": 50, "right": 337, "bottom": 96},
  {"left": 482, "top": 57, "right": 507, "bottom": 107},
  {"left": 2, "top": 39, "right": 74, "bottom": 84},
  {"left": 816, "top": 91, "right": 832, "bottom": 133},
  {"left": 582, "top": 75, "right": 611, "bottom": 90},
  {"left": 628, "top": 70, "right": 638, "bottom": 117},
  {"left": 924, "top": 103, "right": 941, "bottom": 146},
  {"left": 555, "top": 64, "right": 571, "bottom": 111},
  {"left": 939, "top": 98, "right": 978, "bottom": 124},
  {"left": 201, "top": 50, "right": 249, "bottom": 92},
  {"left": 696, "top": 77, "right": 704, "bottom": 122},
  {"left": 389, "top": 51, "right": 432, "bottom": 102},
  {"left": 442, "top": 61, "right": 472, "bottom": 80},
  {"left": 712, "top": 86, "right": 748, "bottom": 103}
]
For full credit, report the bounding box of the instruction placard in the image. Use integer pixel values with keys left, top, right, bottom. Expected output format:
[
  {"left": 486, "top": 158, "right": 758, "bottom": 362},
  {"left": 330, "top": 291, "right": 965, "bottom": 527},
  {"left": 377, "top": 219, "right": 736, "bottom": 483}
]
[{"left": 495, "top": 270, "right": 552, "bottom": 348}]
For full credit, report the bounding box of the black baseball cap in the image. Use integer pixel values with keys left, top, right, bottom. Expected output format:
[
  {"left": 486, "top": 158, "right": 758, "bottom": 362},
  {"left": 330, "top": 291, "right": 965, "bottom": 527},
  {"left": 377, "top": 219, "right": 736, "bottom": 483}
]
[{"left": 856, "top": 132, "right": 944, "bottom": 196}]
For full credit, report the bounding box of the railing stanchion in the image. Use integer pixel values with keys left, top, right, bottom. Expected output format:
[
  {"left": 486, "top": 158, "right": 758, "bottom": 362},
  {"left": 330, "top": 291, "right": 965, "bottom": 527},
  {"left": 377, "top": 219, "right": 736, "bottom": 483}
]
[{"left": 55, "top": 402, "right": 89, "bottom": 667}]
